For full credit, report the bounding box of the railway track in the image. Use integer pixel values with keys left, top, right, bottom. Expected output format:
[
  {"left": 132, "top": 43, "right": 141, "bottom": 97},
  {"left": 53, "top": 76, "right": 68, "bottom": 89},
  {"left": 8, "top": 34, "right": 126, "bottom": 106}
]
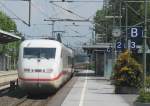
[
  {"left": 0, "top": 76, "right": 78, "bottom": 106},
  {"left": 12, "top": 95, "right": 53, "bottom": 106},
  {"left": 12, "top": 96, "right": 28, "bottom": 106}
]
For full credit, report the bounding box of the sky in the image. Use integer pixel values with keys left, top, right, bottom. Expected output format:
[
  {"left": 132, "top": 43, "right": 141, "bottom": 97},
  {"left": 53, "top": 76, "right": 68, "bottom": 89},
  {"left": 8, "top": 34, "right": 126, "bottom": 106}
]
[{"left": 0, "top": 0, "right": 103, "bottom": 48}]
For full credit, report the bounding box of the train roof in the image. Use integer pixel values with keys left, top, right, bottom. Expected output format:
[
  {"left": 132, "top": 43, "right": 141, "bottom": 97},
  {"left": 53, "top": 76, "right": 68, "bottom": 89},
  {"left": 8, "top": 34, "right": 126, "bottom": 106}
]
[
  {"left": 21, "top": 39, "right": 61, "bottom": 46},
  {"left": 21, "top": 39, "right": 72, "bottom": 51}
]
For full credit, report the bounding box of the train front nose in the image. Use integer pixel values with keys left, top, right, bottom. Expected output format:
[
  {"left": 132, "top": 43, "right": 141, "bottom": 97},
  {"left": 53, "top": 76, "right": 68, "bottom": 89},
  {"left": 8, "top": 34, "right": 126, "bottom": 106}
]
[
  {"left": 18, "top": 67, "right": 57, "bottom": 93},
  {"left": 19, "top": 78, "right": 57, "bottom": 93},
  {"left": 18, "top": 58, "right": 57, "bottom": 93}
]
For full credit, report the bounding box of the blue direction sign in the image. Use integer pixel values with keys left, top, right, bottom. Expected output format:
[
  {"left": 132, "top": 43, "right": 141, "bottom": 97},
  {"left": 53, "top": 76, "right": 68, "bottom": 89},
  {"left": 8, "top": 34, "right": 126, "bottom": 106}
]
[
  {"left": 128, "top": 26, "right": 143, "bottom": 49},
  {"left": 128, "top": 27, "right": 143, "bottom": 38}
]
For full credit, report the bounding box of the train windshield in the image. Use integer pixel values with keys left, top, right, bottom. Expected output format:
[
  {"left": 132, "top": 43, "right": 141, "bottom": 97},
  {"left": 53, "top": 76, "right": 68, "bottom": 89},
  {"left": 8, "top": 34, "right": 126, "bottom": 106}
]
[{"left": 23, "top": 48, "right": 56, "bottom": 59}]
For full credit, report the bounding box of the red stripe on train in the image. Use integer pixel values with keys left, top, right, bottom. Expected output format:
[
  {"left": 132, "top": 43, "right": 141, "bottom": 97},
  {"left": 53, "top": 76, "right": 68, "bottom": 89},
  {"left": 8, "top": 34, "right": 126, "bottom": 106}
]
[{"left": 19, "top": 71, "right": 67, "bottom": 81}]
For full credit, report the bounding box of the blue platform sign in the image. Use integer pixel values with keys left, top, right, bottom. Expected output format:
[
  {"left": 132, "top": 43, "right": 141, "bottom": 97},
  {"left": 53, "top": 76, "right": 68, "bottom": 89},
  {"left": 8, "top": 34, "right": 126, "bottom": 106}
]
[
  {"left": 128, "top": 39, "right": 138, "bottom": 52},
  {"left": 128, "top": 40, "right": 137, "bottom": 49},
  {"left": 116, "top": 39, "right": 125, "bottom": 51},
  {"left": 128, "top": 27, "right": 143, "bottom": 38}
]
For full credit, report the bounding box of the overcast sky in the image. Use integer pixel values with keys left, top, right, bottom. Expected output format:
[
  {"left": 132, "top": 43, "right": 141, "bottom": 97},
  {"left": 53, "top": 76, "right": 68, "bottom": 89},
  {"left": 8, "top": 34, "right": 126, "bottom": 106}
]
[{"left": 0, "top": 0, "right": 103, "bottom": 47}]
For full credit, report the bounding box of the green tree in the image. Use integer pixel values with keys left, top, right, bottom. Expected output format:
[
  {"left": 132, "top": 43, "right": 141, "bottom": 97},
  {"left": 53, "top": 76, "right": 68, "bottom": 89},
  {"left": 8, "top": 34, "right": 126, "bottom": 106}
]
[
  {"left": 0, "top": 11, "right": 20, "bottom": 69},
  {"left": 94, "top": 10, "right": 105, "bottom": 35},
  {"left": 94, "top": 0, "right": 150, "bottom": 43},
  {"left": 0, "top": 11, "right": 17, "bottom": 32}
]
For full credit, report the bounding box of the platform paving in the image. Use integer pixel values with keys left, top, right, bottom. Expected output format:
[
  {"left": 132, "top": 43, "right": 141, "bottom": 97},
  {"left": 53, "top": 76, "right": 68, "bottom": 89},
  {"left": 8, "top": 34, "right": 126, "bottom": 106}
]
[
  {"left": 61, "top": 70, "right": 138, "bottom": 106},
  {"left": 0, "top": 70, "right": 17, "bottom": 76},
  {"left": 0, "top": 70, "right": 17, "bottom": 84}
]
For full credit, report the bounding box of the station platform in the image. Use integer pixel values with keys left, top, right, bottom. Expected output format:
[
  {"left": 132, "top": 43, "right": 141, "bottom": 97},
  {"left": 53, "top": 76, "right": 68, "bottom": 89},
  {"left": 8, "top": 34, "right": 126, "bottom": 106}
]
[
  {"left": 0, "top": 70, "right": 17, "bottom": 85},
  {"left": 61, "top": 70, "right": 138, "bottom": 106}
]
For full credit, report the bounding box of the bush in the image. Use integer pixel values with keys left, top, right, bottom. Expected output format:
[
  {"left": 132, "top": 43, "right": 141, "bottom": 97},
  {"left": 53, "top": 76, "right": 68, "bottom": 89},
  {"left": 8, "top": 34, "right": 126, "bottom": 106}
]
[
  {"left": 112, "top": 50, "right": 143, "bottom": 88},
  {"left": 146, "top": 76, "right": 150, "bottom": 88},
  {"left": 136, "top": 77, "right": 150, "bottom": 103},
  {"left": 136, "top": 89, "right": 150, "bottom": 103}
]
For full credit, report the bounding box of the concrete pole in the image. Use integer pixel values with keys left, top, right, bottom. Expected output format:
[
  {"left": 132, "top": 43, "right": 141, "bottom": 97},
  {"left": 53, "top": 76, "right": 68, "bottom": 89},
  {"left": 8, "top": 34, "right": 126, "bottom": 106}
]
[
  {"left": 28, "top": 0, "right": 31, "bottom": 26},
  {"left": 112, "top": 2, "right": 116, "bottom": 62},
  {"left": 144, "top": 0, "right": 148, "bottom": 86},
  {"left": 125, "top": 2, "right": 128, "bottom": 49},
  {"left": 119, "top": 0, "right": 122, "bottom": 28}
]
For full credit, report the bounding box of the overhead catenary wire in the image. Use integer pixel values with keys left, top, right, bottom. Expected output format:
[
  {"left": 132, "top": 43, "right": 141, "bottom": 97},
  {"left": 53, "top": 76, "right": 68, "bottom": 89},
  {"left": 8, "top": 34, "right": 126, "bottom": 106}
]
[
  {"left": 49, "top": 0, "right": 103, "bottom": 3},
  {"left": 63, "top": 35, "right": 85, "bottom": 37},
  {"left": 1, "top": 0, "right": 99, "bottom": 46},
  {"left": 65, "top": 23, "right": 92, "bottom": 27},
  {"left": 47, "top": 0, "right": 102, "bottom": 31},
  {"left": 78, "top": 31, "right": 92, "bottom": 37},
  {"left": 1, "top": 0, "right": 59, "bottom": 26},
  {"left": 67, "top": 27, "right": 81, "bottom": 34},
  {"left": 50, "top": 3, "right": 87, "bottom": 19},
  {"left": 50, "top": 1, "right": 60, "bottom": 18},
  {"left": 2, "top": 0, "right": 30, "bottom": 1},
  {"left": 48, "top": 2, "right": 102, "bottom": 27},
  {"left": 0, "top": 1, "right": 30, "bottom": 26},
  {"left": 124, "top": 0, "right": 150, "bottom": 3},
  {"left": 31, "top": 1, "right": 50, "bottom": 18},
  {"left": 87, "top": 12, "right": 97, "bottom": 20},
  {"left": 65, "top": 26, "right": 92, "bottom": 37},
  {"left": 49, "top": 1, "right": 84, "bottom": 20}
]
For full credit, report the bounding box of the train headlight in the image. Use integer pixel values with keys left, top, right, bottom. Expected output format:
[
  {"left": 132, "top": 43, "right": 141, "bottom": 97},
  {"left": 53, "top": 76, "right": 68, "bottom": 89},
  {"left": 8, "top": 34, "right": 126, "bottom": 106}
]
[{"left": 45, "top": 69, "right": 53, "bottom": 73}]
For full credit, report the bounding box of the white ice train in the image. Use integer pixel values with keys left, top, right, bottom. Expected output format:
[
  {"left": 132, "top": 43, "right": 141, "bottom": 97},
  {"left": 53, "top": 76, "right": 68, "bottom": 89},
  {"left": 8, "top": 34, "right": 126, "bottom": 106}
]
[{"left": 17, "top": 39, "right": 74, "bottom": 93}]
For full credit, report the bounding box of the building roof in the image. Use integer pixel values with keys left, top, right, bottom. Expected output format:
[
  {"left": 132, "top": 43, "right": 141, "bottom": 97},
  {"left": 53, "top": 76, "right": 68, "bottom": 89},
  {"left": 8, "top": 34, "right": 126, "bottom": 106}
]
[
  {"left": 0, "top": 29, "right": 21, "bottom": 43},
  {"left": 82, "top": 43, "right": 112, "bottom": 50},
  {"left": 83, "top": 43, "right": 144, "bottom": 53}
]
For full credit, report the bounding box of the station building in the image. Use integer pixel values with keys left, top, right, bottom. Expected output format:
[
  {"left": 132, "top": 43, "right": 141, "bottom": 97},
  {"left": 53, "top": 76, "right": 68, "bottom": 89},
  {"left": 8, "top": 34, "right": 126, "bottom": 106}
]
[
  {"left": 82, "top": 42, "right": 150, "bottom": 78},
  {"left": 82, "top": 43, "right": 113, "bottom": 79}
]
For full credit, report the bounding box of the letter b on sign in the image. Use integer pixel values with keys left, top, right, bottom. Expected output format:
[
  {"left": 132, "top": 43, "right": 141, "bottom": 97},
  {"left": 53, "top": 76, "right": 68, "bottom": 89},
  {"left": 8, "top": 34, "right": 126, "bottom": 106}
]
[{"left": 131, "top": 28, "right": 138, "bottom": 37}]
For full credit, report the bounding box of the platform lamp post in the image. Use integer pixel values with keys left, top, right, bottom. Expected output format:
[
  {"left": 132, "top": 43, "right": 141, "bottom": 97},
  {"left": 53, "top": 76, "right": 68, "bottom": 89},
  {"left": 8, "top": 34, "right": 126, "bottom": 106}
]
[
  {"left": 105, "top": 16, "right": 122, "bottom": 61},
  {"left": 112, "top": 28, "right": 121, "bottom": 61}
]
